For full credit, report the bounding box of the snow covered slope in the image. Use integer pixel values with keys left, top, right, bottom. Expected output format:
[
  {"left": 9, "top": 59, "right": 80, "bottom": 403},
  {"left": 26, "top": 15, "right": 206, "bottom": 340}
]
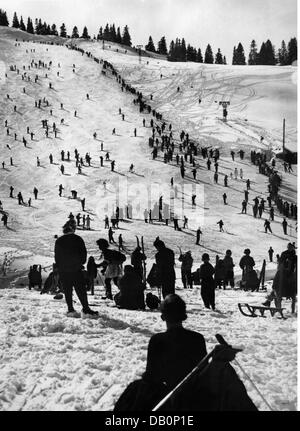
[{"left": 0, "top": 28, "right": 297, "bottom": 411}]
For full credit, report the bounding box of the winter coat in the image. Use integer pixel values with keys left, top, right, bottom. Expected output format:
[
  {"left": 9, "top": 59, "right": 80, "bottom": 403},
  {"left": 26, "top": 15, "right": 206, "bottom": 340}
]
[
  {"left": 199, "top": 262, "right": 215, "bottom": 289},
  {"left": 116, "top": 271, "right": 145, "bottom": 310},
  {"left": 55, "top": 233, "right": 87, "bottom": 273},
  {"left": 155, "top": 247, "right": 175, "bottom": 284}
]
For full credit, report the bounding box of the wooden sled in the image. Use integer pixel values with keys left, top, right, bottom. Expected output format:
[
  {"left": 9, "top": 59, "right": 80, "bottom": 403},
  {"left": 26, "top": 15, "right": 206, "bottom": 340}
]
[{"left": 238, "top": 303, "right": 285, "bottom": 319}]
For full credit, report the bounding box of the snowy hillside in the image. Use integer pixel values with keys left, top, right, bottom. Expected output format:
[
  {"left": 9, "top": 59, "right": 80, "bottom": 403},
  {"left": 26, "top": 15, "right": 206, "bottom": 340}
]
[{"left": 0, "top": 28, "right": 298, "bottom": 411}]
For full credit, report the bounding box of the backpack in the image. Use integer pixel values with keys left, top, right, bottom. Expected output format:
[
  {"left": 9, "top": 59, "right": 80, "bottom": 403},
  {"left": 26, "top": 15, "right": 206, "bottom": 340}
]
[{"left": 109, "top": 249, "right": 126, "bottom": 264}]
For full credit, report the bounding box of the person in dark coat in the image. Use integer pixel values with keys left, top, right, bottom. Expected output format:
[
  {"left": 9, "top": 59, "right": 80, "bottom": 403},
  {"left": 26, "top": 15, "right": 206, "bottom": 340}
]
[
  {"left": 114, "top": 265, "right": 145, "bottom": 310},
  {"left": 131, "top": 246, "right": 146, "bottom": 280},
  {"left": 87, "top": 256, "right": 98, "bottom": 295},
  {"left": 143, "top": 294, "right": 207, "bottom": 389},
  {"left": 199, "top": 253, "right": 215, "bottom": 309},
  {"left": 154, "top": 238, "right": 175, "bottom": 298},
  {"left": 54, "top": 221, "right": 98, "bottom": 317},
  {"left": 179, "top": 251, "right": 193, "bottom": 289},
  {"left": 223, "top": 250, "right": 235, "bottom": 288},
  {"left": 28, "top": 264, "right": 42, "bottom": 290}
]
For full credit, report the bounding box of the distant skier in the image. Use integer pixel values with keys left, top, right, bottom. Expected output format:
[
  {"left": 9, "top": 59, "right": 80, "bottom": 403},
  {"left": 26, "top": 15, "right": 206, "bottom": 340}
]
[
  {"left": 268, "top": 247, "right": 274, "bottom": 262},
  {"left": 282, "top": 218, "right": 288, "bottom": 235},
  {"left": 217, "top": 220, "right": 224, "bottom": 232},
  {"left": 196, "top": 227, "right": 202, "bottom": 245},
  {"left": 264, "top": 219, "right": 272, "bottom": 234},
  {"left": 223, "top": 193, "right": 227, "bottom": 205}
]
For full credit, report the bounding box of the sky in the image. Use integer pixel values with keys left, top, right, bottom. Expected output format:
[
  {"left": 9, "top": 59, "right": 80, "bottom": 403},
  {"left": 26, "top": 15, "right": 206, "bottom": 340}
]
[{"left": 0, "top": 0, "right": 298, "bottom": 60}]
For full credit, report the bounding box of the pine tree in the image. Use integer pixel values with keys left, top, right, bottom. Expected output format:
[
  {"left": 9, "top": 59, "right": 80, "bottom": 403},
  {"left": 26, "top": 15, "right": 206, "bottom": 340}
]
[
  {"left": 81, "top": 26, "right": 89, "bottom": 39},
  {"left": 248, "top": 40, "right": 258, "bottom": 65},
  {"left": 235, "top": 43, "right": 246, "bottom": 65},
  {"left": 232, "top": 46, "right": 237, "bottom": 64},
  {"left": 122, "top": 25, "right": 132, "bottom": 46},
  {"left": 145, "top": 36, "right": 156, "bottom": 52},
  {"left": 0, "top": 9, "right": 9, "bottom": 26},
  {"left": 103, "top": 23, "right": 110, "bottom": 40},
  {"left": 60, "top": 23, "right": 67, "bottom": 38},
  {"left": 264, "top": 39, "right": 276, "bottom": 65},
  {"left": 158, "top": 36, "right": 168, "bottom": 55},
  {"left": 223, "top": 56, "right": 227, "bottom": 65},
  {"left": 35, "top": 18, "right": 42, "bottom": 34},
  {"left": 72, "top": 26, "right": 79, "bottom": 38},
  {"left": 19, "top": 16, "right": 26, "bottom": 31},
  {"left": 26, "top": 17, "right": 34, "bottom": 34},
  {"left": 110, "top": 24, "right": 116, "bottom": 42},
  {"left": 258, "top": 42, "right": 266, "bottom": 64},
  {"left": 204, "top": 44, "right": 214, "bottom": 63},
  {"left": 97, "top": 26, "right": 103, "bottom": 40},
  {"left": 215, "top": 48, "right": 223, "bottom": 64},
  {"left": 168, "top": 40, "right": 175, "bottom": 61},
  {"left": 12, "top": 12, "right": 20, "bottom": 28},
  {"left": 196, "top": 48, "right": 203, "bottom": 63},
  {"left": 50, "top": 24, "right": 58, "bottom": 36},
  {"left": 278, "top": 40, "right": 288, "bottom": 65},
  {"left": 116, "top": 27, "right": 122, "bottom": 43},
  {"left": 288, "top": 37, "right": 297, "bottom": 64},
  {"left": 181, "top": 38, "right": 187, "bottom": 61}
]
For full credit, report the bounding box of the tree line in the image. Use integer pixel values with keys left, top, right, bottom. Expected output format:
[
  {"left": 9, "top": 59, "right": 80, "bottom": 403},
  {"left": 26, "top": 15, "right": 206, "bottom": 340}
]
[
  {"left": 0, "top": 10, "right": 133, "bottom": 47},
  {"left": 0, "top": 9, "right": 297, "bottom": 64},
  {"left": 146, "top": 34, "right": 297, "bottom": 66}
]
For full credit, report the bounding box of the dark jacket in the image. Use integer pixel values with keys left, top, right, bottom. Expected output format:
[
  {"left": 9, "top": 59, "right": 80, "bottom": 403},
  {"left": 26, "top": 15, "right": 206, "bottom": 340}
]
[
  {"left": 55, "top": 233, "right": 87, "bottom": 273},
  {"left": 117, "top": 271, "right": 145, "bottom": 310},
  {"left": 239, "top": 255, "right": 255, "bottom": 271},
  {"left": 143, "top": 327, "right": 207, "bottom": 389},
  {"left": 155, "top": 247, "right": 175, "bottom": 283}
]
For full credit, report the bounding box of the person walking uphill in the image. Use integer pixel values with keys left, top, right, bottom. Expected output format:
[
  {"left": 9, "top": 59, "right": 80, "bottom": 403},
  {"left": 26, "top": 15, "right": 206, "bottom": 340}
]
[
  {"left": 198, "top": 253, "right": 216, "bottom": 310},
  {"left": 154, "top": 238, "right": 176, "bottom": 298},
  {"left": 54, "top": 221, "right": 98, "bottom": 318}
]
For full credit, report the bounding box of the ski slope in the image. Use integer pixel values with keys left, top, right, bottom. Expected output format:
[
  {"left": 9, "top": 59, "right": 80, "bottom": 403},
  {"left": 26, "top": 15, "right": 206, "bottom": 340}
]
[{"left": 0, "top": 28, "right": 298, "bottom": 411}]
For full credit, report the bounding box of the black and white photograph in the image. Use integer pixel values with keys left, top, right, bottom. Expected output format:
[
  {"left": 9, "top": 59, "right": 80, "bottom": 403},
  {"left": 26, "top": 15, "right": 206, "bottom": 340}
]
[{"left": 0, "top": 0, "right": 298, "bottom": 415}]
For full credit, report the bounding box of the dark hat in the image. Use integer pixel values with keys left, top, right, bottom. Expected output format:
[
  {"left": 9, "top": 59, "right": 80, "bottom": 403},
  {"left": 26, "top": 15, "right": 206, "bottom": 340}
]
[
  {"left": 244, "top": 249, "right": 251, "bottom": 254},
  {"left": 160, "top": 294, "right": 187, "bottom": 323},
  {"left": 63, "top": 221, "right": 75, "bottom": 234},
  {"left": 153, "top": 237, "right": 165, "bottom": 249},
  {"left": 202, "top": 253, "right": 210, "bottom": 261},
  {"left": 96, "top": 238, "right": 109, "bottom": 249}
]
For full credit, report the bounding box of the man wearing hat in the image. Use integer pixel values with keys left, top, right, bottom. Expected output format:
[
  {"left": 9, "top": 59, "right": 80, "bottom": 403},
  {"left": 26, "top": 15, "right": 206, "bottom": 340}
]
[
  {"left": 153, "top": 238, "right": 176, "bottom": 298},
  {"left": 54, "top": 220, "right": 98, "bottom": 318}
]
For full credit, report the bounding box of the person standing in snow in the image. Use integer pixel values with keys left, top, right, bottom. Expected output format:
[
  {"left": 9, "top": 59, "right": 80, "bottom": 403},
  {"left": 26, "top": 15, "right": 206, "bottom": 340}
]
[{"left": 54, "top": 220, "right": 98, "bottom": 318}]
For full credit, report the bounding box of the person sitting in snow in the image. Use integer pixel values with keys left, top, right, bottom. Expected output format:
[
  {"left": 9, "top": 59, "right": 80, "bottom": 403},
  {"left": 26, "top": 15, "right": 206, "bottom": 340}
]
[
  {"left": 114, "top": 265, "right": 145, "bottom": 310},
  {"left": 28, "top": 264, "right": 42, "bottom": 290}
]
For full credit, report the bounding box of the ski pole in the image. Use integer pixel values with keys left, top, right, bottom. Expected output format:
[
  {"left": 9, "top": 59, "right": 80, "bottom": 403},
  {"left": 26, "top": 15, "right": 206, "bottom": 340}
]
[
  {"left": 216, "top": 334, "right": 274, "bottom": 411},
  {"left": 152, "top": 334, "right": 241, "bottom": 411}
]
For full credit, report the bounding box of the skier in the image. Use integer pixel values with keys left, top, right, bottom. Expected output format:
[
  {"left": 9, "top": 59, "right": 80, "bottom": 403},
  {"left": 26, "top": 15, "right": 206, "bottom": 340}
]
[
  {"left": 217, "top": 220, "right": 224, "bottom": 232},
  {"left": 9, "top": 186, "right": 14, "bottom": 198},
  {"left": 223, "top": 193, "right": 227, "bottom": 205},
  {"left": 118, "top": 234, "right": 124, "bottom": 251},
  {"left": 198, "top": 253, "right": 215, "bottom": 310},
  {"left": 268, "top": 247, "right": 274, "bottom": 262},
  {"left": 1, "top": 213, "right": 8, "bottom": 228},
  {"left": 224, "top": 175, "right": 228, "bottom": 187},
  {"left": 241, "top": 200, "right": 247, "bottom": 214},
  {"left": 58, "top": 184, "right": 64, "bottom": 197},
  {"left": 179, "top": 250, "right": 193, "bottom": 289},
  {"left": 81, "top": 198, "right": 85, "bottom": 211},
  {"left": 282, "top": 218, "right": 288, "bottom": 235},
  {"left": 108, "top": 227, "right": 115, "bottom": 243},
  {"left": 196, "top": 227, "right": 202, "bottom": 245},
  {"left": 223, "top": 250, "right": 235, "bottom": 289},
  {"left": 153, "top": 238, "right": 176, "bottom": 299},
  {"left": 33, "top": 187, "right": 38, "bottom": 199},
  {"left": 246, "top": 179, "right": 251, "bottom": 190}
]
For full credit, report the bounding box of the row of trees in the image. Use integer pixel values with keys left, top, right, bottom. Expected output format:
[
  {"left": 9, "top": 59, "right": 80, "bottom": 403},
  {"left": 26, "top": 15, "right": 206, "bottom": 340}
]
[
  {"left": 0, "top": 10, "right": 133, "bottom": 46},
  {"left": 0, "top": 9, "right": 297, "bottom": 64},
  {"left": 235, "top": 38, "right": 297, "bottom": 65},
  {"left": 145, "top": 35, "right": 227, "bottom": 64}
]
